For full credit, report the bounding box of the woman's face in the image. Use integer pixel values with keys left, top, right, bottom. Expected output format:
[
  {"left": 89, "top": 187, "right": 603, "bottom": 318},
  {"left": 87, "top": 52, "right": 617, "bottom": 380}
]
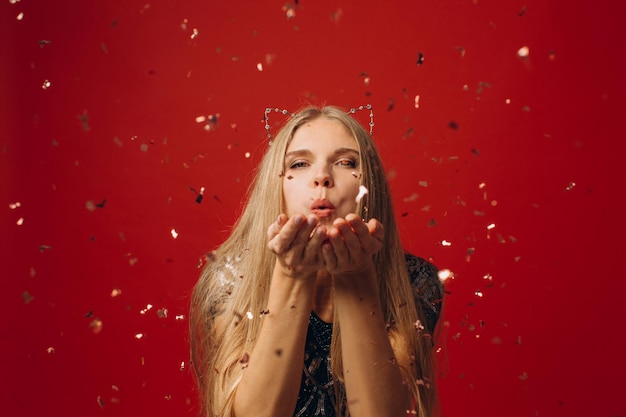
[{"left": 282, "top": 117, "right": 361, "bottom": 224}]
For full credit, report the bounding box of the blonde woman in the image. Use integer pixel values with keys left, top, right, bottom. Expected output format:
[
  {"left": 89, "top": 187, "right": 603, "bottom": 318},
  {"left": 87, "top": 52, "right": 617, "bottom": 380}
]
[{"left": 190, "top": 105, "right": 443, "bottom": 417}]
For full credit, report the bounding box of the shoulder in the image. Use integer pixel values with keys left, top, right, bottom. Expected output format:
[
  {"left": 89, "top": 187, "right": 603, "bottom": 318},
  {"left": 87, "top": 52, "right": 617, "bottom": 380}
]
[{"left": 404, "top": 253, "right": 444, "bottom": 334}]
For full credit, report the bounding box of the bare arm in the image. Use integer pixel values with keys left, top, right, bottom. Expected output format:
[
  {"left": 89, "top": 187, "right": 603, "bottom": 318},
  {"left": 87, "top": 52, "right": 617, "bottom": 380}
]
[
  {"left": 233, "top": 214, "right": 325, "bottom": 417},
  {"left": 325, "top": 215, "right": 412, "bottom": 417}
]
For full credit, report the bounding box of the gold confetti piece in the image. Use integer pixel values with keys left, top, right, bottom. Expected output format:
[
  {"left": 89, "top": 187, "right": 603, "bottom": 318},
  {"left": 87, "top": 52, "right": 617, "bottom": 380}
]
[
  {"left": 483, "top": 273, "right": 493, "bottom": 281},
  {"left": 246, "top": 311, "right": 253, "bottom": 320},
  {"left": 140, "top": 304, "right": 153, "bottom": 314},
  {"left": 190, "top": 28, "right": 199, "bottom": 39},
  {"left": 134, "top": 333, "right": 144, "bottom": 339},
  {"left": 111, "top": 288, "right": 122, "bottom": 297},
  {"left": 414, "top": 95, "right": 420, "bottom": 108},
  {"left": 157, "top": 308, "right": 168, "bottom": 318},
  {"left": 41, "top": 79, "right": 51, "bottom": 90},
  {"left": 256, "top": 63, "right": 263, "bottom": 71},
  {"left": 16, "top": 12, "right": 24, "bottom": 20},
  {"left": 46, "top": 347, "right": 55, "bottom": 353},
  {"left": 89, "top": 318, "right": 103, "bottom": 334},
  {"left": 16, "top": 217, "right": 24, "bottom": 225},
  {"left": 175, "top": 314, "right": 185, "bottom": 320},
  {"left": 180, "top": 361, "right": 186, "bottom": 371},
  {"left": 9, "top": 201, "right": 21, "bottom": 209},
  {"left": 86, "top": 200, "right": 96, "bottom": 211},
  {"left": 564, "top": 181, "right": 576, "bottom": 191},
  {"left": 170, "top": 228, "right": 179, "bottom": 239},
  {"left": 441, "top": 240, "right": 452, "bottom": 247},
  {"left": 475, "top": 290, "right": 483, "bottom": 297}
]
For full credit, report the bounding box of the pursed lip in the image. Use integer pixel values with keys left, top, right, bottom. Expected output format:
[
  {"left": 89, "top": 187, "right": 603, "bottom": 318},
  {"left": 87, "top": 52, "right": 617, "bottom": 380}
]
[{"left": 310, "top": 198, "right": 335, "bottom": 218}]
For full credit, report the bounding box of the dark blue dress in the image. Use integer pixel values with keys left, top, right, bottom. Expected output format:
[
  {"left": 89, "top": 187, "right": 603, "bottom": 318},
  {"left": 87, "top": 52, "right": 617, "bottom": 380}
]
[{"left": 293, "top": 255, "right": 444, "bottom": 417}]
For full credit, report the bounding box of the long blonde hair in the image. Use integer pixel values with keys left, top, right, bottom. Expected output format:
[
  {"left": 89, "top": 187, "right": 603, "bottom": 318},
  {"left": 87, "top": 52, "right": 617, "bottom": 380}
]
[{"left": 189, "top": 105, "right": 439, "bottom": 416}]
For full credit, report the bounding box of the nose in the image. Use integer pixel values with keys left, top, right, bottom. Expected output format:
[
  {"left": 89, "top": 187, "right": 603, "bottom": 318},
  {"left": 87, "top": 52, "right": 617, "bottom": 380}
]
[{"left": 313, "top": 166, "right": 333, "bottom": 188}]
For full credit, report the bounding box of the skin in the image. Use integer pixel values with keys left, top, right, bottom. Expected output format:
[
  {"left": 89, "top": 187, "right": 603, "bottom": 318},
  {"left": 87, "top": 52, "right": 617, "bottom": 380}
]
[{"left": 233, "top": 118, "right": 411, "bottom": 417}]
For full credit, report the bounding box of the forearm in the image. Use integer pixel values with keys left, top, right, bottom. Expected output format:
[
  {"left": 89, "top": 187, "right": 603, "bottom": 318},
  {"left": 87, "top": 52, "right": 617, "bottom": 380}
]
[
  {"left": 334, "top": 270, "right": 410, "bottom": 417},
  {"left": 233, "top": 265, "right": 316, "bottom": 417}
]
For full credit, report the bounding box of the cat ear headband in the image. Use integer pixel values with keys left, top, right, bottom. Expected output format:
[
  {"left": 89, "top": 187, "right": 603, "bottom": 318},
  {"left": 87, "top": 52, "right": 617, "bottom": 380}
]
[{"left": 264, "top": 104, "right": 374, "bottom": 141}]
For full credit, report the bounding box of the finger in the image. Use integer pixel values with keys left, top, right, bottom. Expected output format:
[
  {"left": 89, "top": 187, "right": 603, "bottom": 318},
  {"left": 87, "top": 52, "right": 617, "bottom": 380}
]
[
  {"left": 346, "top": 214, "right": 371, "bottom": 241},
  {"left": 367, "top": 218, "right": 384, "bottom": 241},
  {"left": 321, "top": 241, "right": 337, "bottom": 270},
  {"left": 303, "top": 225, "right": 326, "bottom": 265},
  {"left": 328, "top": 225, "right": 349, "bottom": 261},
  {"left": 290, "top": 214, "right": 319, "bottom": 248},
  {"left": 270, "top": 214, "right": 305, "bottom": 253},
  {"left": 335, "top": 218, "right": 361, "bottom": 253},
  {"left": 267, "top": 214, "right": 286, "bottom": 241}
]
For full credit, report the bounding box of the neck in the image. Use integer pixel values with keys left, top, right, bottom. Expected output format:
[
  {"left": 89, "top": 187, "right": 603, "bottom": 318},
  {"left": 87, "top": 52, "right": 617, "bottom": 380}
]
[{"left": 312, "top": 270, "right": 334, "bottom": 323}]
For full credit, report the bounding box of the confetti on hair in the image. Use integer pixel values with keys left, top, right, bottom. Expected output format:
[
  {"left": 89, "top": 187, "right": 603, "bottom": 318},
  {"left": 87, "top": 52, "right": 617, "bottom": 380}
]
[{"left": 355, "top": 185, "right": 368, "bottom": 203}]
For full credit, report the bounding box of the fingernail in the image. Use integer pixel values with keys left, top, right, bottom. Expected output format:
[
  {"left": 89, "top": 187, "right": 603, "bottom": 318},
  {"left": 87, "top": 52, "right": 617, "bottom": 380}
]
[
  {"left": 307, "top": 215, "right": 317, "bottom": 226},
  {"left": 294, "top": 215, "right": 303, "bottom": 225}
]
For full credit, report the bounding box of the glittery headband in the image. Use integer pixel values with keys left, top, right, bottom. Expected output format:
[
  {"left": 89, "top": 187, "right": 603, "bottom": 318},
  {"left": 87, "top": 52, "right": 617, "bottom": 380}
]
[{"left": 264, "top": 104, "right": 374, "bottom": 140}]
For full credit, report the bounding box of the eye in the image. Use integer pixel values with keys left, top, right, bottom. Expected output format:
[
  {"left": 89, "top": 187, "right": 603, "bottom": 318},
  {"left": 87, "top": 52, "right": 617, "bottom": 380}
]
[
  {"left": 336, "top": 158, "right": 357, "bottom": 168},
  {"left": 288, "top": 160, "right": 309, "bottom": 169}
]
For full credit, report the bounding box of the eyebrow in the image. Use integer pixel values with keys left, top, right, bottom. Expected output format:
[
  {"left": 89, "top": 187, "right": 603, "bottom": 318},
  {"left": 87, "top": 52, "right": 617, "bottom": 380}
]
[{"left": 284, "top": 147, "right": 360, "bottom": 159}]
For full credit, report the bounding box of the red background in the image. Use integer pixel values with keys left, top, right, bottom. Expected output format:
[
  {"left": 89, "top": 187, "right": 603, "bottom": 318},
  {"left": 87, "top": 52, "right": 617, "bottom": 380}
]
[{"left": 2, "top": 0, "right": 625, "bottom": 416}]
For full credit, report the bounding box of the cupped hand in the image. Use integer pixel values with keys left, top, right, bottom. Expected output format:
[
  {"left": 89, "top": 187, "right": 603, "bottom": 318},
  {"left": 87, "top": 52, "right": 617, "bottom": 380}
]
[
  {"left": 267, "top": 213, "right": 327, "bottom": 278},
  {"left": 321, "top": 213, "right": 384, "bottom": 276}
]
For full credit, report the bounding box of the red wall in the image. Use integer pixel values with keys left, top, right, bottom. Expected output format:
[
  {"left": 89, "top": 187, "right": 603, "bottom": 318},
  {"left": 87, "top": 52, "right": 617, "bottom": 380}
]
[{"left": 2, "top": 0, "right": 625, "bottom": 416}]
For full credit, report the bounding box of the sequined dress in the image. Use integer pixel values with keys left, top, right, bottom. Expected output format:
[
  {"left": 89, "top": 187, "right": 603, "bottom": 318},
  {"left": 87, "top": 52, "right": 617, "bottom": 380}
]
[{"left": 292, "top": 254, "right": 443, "bottom": 417}]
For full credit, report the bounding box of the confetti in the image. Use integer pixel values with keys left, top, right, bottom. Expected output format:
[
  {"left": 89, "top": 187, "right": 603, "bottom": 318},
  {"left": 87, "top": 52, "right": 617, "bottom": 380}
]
[
  {"left": 157, "top": 308, "right": 168, "bottom": 318},
  {"left": 414, "top": 95, "right": 420, "bottom": 108},
  {"left": 256, "top": 63, "right": 264, "bottom": 71},
  {"left": 517, "top": 46, "right": 530, "bottom": 58},
  {"left": 564, "top": 181, "right": 576, "bottom": 191},
  {"left": 355, "top": 185, "right": 368, "bottom": 203},
  {"left": 16, "top": 12, "right": 24, "bottom": 20},
  {"left": 89, "top": 318, "right": 103, "bottom": 333},
  {"left": 475, "top": 290, "right": 483, "bottom": 298},
  {"left": 16, "top": 217, "right": 24, "bottom": 225},
  {"left": 416, "top": 52, "right": 425, "bottom": 66},
  {"left": 111, "top": 288, "right": 122, "bottom": 297},
  {"left": 239, "top": 352, "right": 250, "bottom": 368},
  {"left": 22, "top": 291, "right": 34, "bottom": 304},
  {"left": 441, "top": 240, "right": 452, "bottom": 247},
  {"left": 46, "top": 346, "right": 55, "bottom": 353},
  {"left": 41, "top": 79, "right": 51, "bottom": 90},
  {"left": 190, "top": 28, "right": 199, "bottom": 39},
  {"left": 140, "top": 304, "right": 153, "bottom": 314},
  {"left": 437, "top": 269, "right": 454, "bottom": 283},
  {"left": 170, "top": 228, "right": 179, "bottom": 239},
  {"left": 134, "top": 333, "right": 144, "bottom": 339}
]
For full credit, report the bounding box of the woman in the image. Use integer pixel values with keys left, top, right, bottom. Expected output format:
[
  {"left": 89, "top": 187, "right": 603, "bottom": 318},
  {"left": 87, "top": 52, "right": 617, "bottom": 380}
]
[{"left": 190, "top": 105, "right": 443, "bottom": 417}]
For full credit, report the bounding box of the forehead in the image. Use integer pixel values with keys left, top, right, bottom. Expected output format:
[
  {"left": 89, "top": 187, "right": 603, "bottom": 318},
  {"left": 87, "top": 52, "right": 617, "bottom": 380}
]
[{"left": 287, "top": 117, "right": 357, "bottom": 151}]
